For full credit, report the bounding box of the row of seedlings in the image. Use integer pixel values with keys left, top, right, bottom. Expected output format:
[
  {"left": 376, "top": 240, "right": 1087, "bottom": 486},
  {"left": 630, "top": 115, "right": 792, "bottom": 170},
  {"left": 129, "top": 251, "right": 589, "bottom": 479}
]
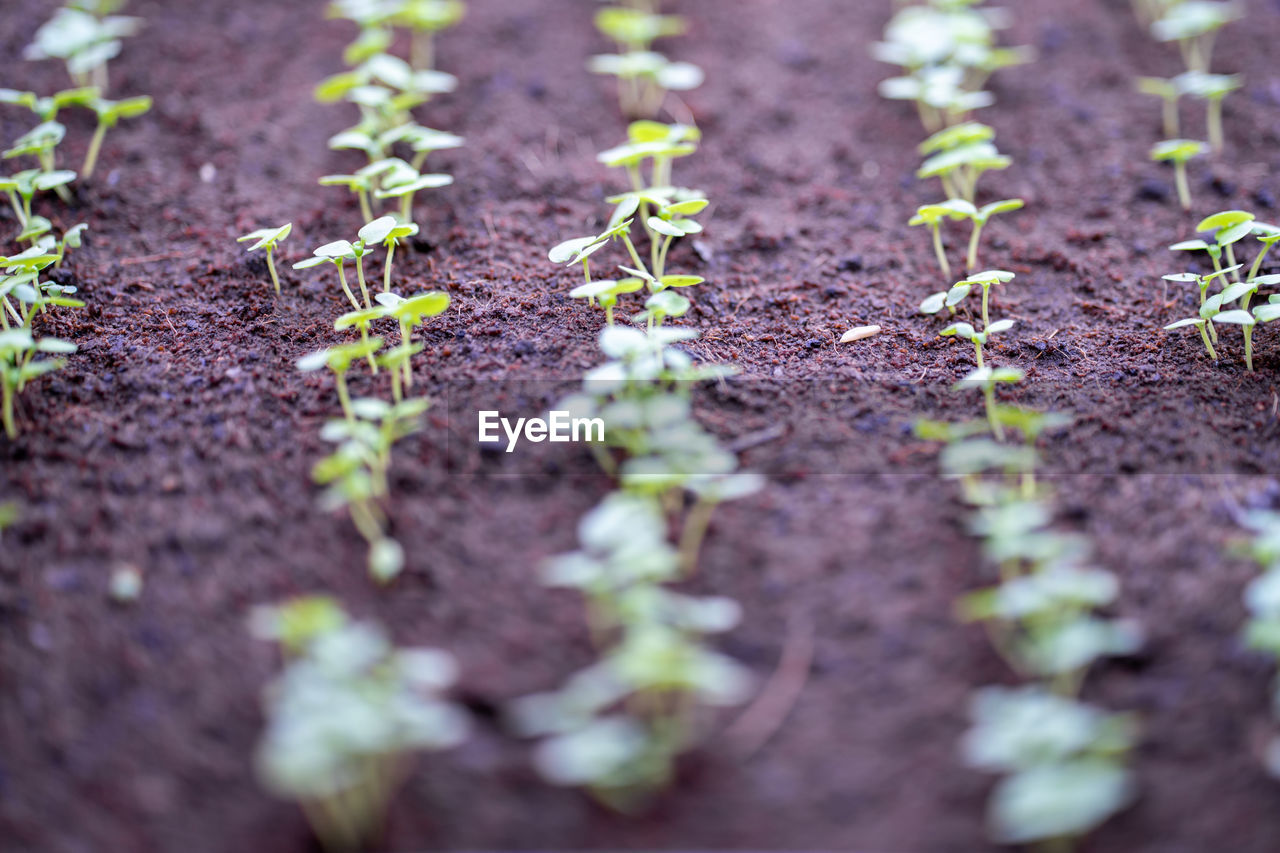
[
  {"left": 237, "top": 0, "right": 466, "bottom": 583},
  {"left": 1135, "top": 0, "right": 1242, "bottom": 209},
  {"left": 1160, "top": 209, "right": 1280, "bottom": 371},
  {"left": 511, "top": 1, "right": 763, "bottom": 808},
  {"left": 874, "top": 0, "right": 1027, "bottom": 280},
  {"left": 885, "top": 3, "right": 1143, "bottom": 847},
  {"left": 2, "top": 0, "right": 151, "bottom": 438},
  {"left": 248, "top": 4, "right": 472, "bottom": 849},
  {"left": 916, "top": 408, "right": 1144, "bottom": 848}
]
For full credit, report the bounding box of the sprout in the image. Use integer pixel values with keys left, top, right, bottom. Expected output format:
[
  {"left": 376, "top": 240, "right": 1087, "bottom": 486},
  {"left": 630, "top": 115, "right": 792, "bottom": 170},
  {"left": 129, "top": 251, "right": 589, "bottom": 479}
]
[
  {"left": 299, "top": 339, "right": 384, "bottom": 421},
  {"left": 1150, "top": 138, "right": 1206, "bottom": 210},
  {"left": 1137, "top": 76, "right": 1184, "bottom": 138},
  {"left": 237, "top": 223, "right": 292, "bottom": 294},
  {"left": 83, "top": 94, "right": 151, "bottom": 178},
  {"left": 0, "top": 327, "right": 76, "bottom": 439},
  {"left": 255, "top": 599, "right": 467, "bottom": 850},
  {"left": 374, "top": 290, "right": 449, "bottom": 390},
  {"left": 1175, "top": 70, "right": 1241, "bottom": 154},
  {"left": 24, "top": 6, "right": 142, "bottom": 91},
  {"left": 911, "top": 200, "right": 977, "bottom": 278},
  {"left": 1151, "top": 0, "right": 1241, "bottom": 74},
  {"left": 570, "top": 278, "right": 645, "bottom": 326},
  {"left": 294, "top": 241, "right": 362, "bottom": 310},
  {"left": 941, "top": 314, "right": 1018, "bottom": 438},
  {"left": 588, "top": 51, "right": 704, "bottom": 118}
]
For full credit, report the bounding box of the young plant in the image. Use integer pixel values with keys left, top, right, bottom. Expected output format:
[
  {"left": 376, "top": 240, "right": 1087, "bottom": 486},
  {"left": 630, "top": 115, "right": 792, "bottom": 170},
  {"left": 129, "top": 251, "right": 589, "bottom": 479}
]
[
  {"left": 24, "top": 5, "right": 143, "bottom": 91},
  {"left": 910, "top": 200, "right": 972, "bottom": 278},
  {"left": 1137, "top": 76, "right": 1183, "bottom": 138},
  {"left": 294, "top": 241, "right": 362, "bottom": 310},
  {"left": 1151, "top": 0, "right": 1241, "bottom": 74},
  {"left": 0, "top": 327, "right": 76, "bottom": 439},
  {"left": 238, "top": 223, "right": 292, "bottom": 295},
  {"left": 1150, "top": 138, "right": 1206, "bottom": 210},
  {"left": 374, "top": 290, "right": 449, "bottom": 390},
  {"left": 299, "top": 339, "right": 385, "bottom": 421},
  {"left": 83, "top": 94, "right": 151, "bottom": 178},
  {"left": 940, "top": 313, "right": 1019, "bottom": 438},
  {"left": 253, "top": 597, "right": 468, "bottom": 851}
]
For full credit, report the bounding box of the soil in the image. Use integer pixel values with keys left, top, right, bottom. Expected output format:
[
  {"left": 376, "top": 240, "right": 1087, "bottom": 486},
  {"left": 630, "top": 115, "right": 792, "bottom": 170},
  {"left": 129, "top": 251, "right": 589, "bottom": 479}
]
[{"left": 3, "top": 0, "right": 1280, "bottom": 850}]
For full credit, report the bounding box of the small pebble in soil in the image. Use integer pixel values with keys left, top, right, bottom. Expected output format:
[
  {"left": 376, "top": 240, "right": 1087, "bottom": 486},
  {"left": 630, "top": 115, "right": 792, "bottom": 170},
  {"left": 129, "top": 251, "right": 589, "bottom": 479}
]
[
  {"left": 512, "top": 340, "right": 535, "bottom": 357},
  {"left": 1137, "top": 179, "right": 1170, "bottom": 203},
  {"left": 1211, "top": 175, "right": 1237, "bottom": 197},
  {"left": 836, "top": 255, "right": 863, "bottom": 273},
  {"left": 1255, "top": 188, "right": 1276, "bottom": 209}
]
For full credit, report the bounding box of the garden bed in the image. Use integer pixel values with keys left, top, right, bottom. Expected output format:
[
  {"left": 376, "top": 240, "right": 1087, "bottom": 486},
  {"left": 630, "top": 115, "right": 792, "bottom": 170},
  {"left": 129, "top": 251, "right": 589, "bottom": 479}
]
[{"left": 3, "top": 0, "right": 1280, "bottom": 850}]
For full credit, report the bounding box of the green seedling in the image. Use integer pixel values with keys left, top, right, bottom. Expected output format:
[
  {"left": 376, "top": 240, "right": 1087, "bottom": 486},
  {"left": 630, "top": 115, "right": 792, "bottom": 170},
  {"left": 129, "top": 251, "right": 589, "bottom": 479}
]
[
  {"left": 4, "top": 122, "right": 74, "bottom": 205},
  {"left": 254, "top": 599, "right": 467, "bottom": 851},
  {"left": 1150, "top": 139, "right": 1206, "bottom": 210},
  {"left": 1, "top": 169, "right": 77, "bottom": 231},
  {"left": 595, "top": 5, "right": 686, "bottom": 52},
  {"left": 0, "top": 327, "right": 76, "bottom": 439},
  {"left": 336, "top": 307, "right": 385, "bottom": 374},
  {"left": 923, "top": 270, "right": 1016, "bottom": 329},
  {"left": 319, "top": 172, "right": 376, "bottom": 222},
  {"left": 371, "top": 162, "right": 453, "bottom": 222},
  {"left": 238, "top": 223, "right": 293, "bottom": 294},
  {"left": 299, "top": 339, "right": 385, "bottom": 421},
  {"left": 588, "top": 51, "right": 704, "bottom": 118},
  {"left": 382, "top": 123, "right": 464, "bottom": 171},
  {"left": 1137, "top": 76, "right": 1183, "bottom": 138},
  {"left": 359, "top": 216, "right": 418, "bottom": 292},
  {"left": 374, "top": 290, "right": 449, "bottom": 389},
  {"left": 879, "top": 65, "right": 996, "bottom": 133},
  {"left": 570, "top": 278, "right": 646, "bottom": 326},
  {"left": 966, "top": 200, "right": 1022, "bottom": 272},
  {"left": 83, "top": 94, "right": 151, "bottom": 178},
  {"left": 25, "top": 6, "right": 142, "bottom": 90},
  {"left": 52, "top": 222, "right": 87, "bottom": 268},
  {"left": 917, "top": 141, "right": 1012, "bottom": 205},
  {"left": 294, "top": 241, "right": 362, "bottom": 310},
  {"left": 942, "top": 318, "right": 1019, "bottom": 439},
  {"left": 961, "top": 685, "right": 1138, "bottom": 845},
  {"left": 1151, "top": 0, "right": 1241, "bottom": 74},
  {"left": 1176, "top": 71, "right": 1240, "bottom": 154},
  {"left": 911, "top": 201, "right": 974, "bottom": 279}
]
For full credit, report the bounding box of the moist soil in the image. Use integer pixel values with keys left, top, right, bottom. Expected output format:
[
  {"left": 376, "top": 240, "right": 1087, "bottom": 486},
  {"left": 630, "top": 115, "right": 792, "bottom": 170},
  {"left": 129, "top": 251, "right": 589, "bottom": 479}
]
[{"left": 3, "top": 0, "right": 1280, "bottom": 850}]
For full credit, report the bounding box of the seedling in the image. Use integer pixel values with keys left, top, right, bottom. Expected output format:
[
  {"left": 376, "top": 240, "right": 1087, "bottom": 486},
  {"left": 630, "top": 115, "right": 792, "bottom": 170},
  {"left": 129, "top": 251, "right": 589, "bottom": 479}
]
[
  {"left": 588, "top": 51, "right": 704, "bottom": 118},
  {"left": 237, "top": 223, "right": 292, "bottom": 294},
  {"left": 319, "top": 172, "right": 376, "bottom": 222},
  {"left": 0, "top": 327, "right": 76, "bottom": 439},
  {"left": 911, "top": 200, "right": 974, "bottom": 278},
  {"left": 570, "top": 278, "right": 645, "bottom": 326},
  {"left": 294, "top": 241, "right": 362, "bottom": 310},
  {"left": 359, "top": 215, "right": 419, "bottom": 292},
  {"left": 83, "top": 94, "right": 152, "bottom": 178},
  {"left": 1137, "top": 76, "right": 1183, "bottom": 138},
  {"left": 1150, "top": 139, "right": 1205, "bottom": 210},
  {"left": 299, "top": 339, "right": 385, "bottom": 421},
  {"left": 2, "top": 169, "right": 77, "bottom": 231},
  {"left": 1175, "top": 71, "right": 1240, "bottom": 154},
  {"left": 941, "top": 317, "right": 1019, "bottom": 438},
  {"left": 879, "top": 66, "right": 995, "bottom": 133},
  {"left": 374, "top": 290, "right": 449, "bottom": 389},
  {"left": 1151, "top": 0, "right": 1241, "bottom": 74},
  {"left": 370, "top": 161, "right": 453, "bottom": 222},
  {"left": 382, "top": 123, "right": 464, "bottom": 171},
  {"left": 917, "top": 122, "right": 1008, "bottom": 201},
  {"left": 254, "top": 598, "right": 467, "bottom": 851},
  {"left": 25, "top": 6, "right": 142, "bottom": 91}
]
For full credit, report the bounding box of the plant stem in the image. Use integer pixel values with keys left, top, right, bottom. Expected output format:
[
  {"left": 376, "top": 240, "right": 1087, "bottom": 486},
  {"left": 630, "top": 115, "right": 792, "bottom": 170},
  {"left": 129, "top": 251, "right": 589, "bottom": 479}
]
[
  {"left": 358, "top": 189, "right": 373, "bottom": 223},
  {"left": 383, "top": 242, "right": 396, "bottom": 293},
  {"left": 266, "top": 249, "right": 281, "bottom": 295},
  {"left": 932, "top": 225, "right": 951, "bottom": 278},
  {"left": 83, "top": 122, "right": 107, "bottom": 179},
  {"left": 1175, "top": 162, "right": 1191, "bottom": 211},
  {"left": 1208, "top": 98, "right": 1224, "bottom": 154},
  {"left": 1198, "top": 322, "right": 1218, "bottom": 360},
  {"left": 359, "top": 325, "right": 378, "bottom": 374},
  {"left": 967, "top": 221, "right": 984, "bottom": 272},
  {"left": 2, "top": 383, "right": 15, "bottom": 439},
  {"left": 678, "top": 498, "right": 716, "bottom": 577},
  {"left": 1163, "top": 96, "right": 1179, "bottom": 139},
  {"left": 1248, "top": 243, "right": 1274, "bottom": 283},
  {"left": 355, "top": 255, "right": 372, "bottom": 309},
  {"left": 981, "top": 283, "right": 991, "bottom": 330},
  {"left": 1244, "top": 324, "right": 1255, "bottom": 371},
  {"left": 336, "top": 372, "right": 354, "bottom": 421},
  {"left": 336, "top": 264, "right": 360, "bottom": 311}
]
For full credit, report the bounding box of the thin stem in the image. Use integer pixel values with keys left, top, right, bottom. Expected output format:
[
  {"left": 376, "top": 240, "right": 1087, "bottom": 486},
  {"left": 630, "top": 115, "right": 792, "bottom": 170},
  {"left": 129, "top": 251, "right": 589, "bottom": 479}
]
[
  {"left": 1198, "top": 322, "right": 1218, "bottom": 360},
  {"left": 967, "top": 221, "right": 984, "bottom": 272},
  {"left": 1248, "top": 243, "right": 1274, "bottom": 283},
  {"left": 383, "top": 241, "right": 396, "bottom": 293},
  {"left": 678, "top": 499, "right": 716, "bottom": 577},
  {"left": 1175, "top": 162, "right": 1191, "bottom": 211},
  {"left": 359, "top": 325, "right": 378, "bottom": 375},
  {"left": 1163, "top": 97, "right": 1179, "bottom": 139},
  {"left": 266, "top": 249, "right": 281, "bottom": 295},
  {"left": 2, "top": 383, "right": 15, "bottom": 439},
  {"left": 358, "top": 189, "right": 373, "bottom": 223},
  {"left": 981, "top": 283, "right": 991, "bottom": 330},
  {"left": 336, "top": 264, "right": 361, "bottom": 311},
  {"left": 932, "top": 225, "right": 951, "bottom": 278},
  {"left": 335, "top": 372, "right": 355, "bottom": 421},
  {"left": 355, "top": 255, "right": 372, "bottom": 309},
  {"left": 1208, "top": 98, "right": 1224, "bottom": 155},
  {"left": 83, "top": 122, "right": 108, "bottom": 179},
  {"left": 1245, "top": 325, "right": 1255, "bottom": 372}
]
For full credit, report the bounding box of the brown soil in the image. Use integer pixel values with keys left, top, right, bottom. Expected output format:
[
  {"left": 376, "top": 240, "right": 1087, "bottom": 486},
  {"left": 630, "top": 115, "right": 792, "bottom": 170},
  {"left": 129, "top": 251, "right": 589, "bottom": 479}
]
[{"left": 3, "top": 0, "right": 1280, "bottom": 850}]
